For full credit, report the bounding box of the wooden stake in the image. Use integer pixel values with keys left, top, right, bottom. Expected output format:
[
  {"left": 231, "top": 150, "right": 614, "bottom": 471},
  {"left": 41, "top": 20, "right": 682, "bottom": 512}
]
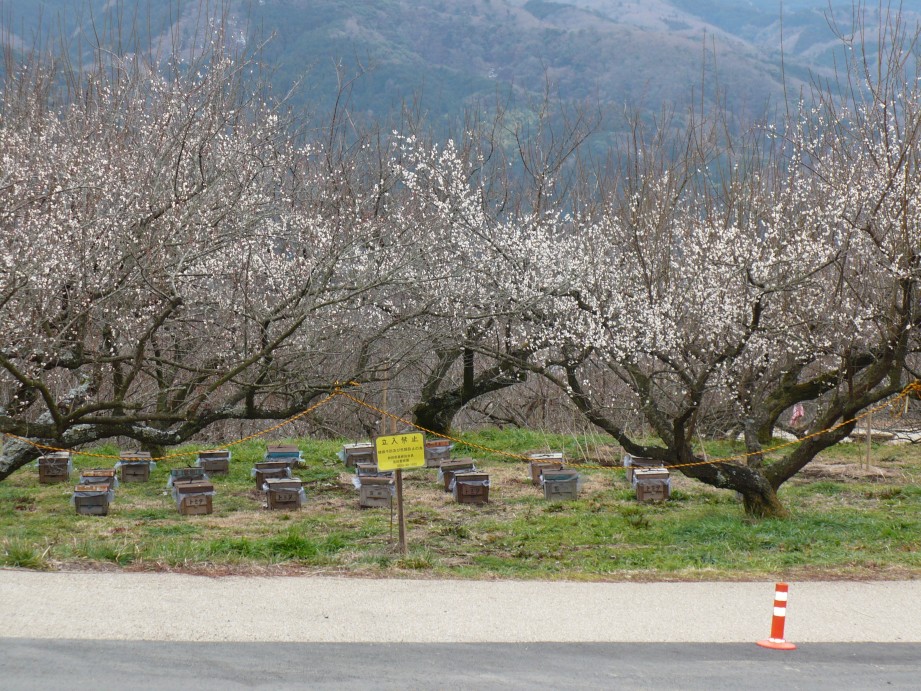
[
  {"left": 382, "top": 364, "right": 407, "bottom": 555},
  {"left": 395, "top": 468, "right": 407, "bottom": 555},
  {"left": 865, "top": 412, "right": 872, "bottom": 471}
]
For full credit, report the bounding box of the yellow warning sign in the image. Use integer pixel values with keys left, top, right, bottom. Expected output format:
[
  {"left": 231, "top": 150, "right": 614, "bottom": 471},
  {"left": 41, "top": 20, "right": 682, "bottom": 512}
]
[{"left": 375, "top": 432, "right": 426, "bottom": 471}]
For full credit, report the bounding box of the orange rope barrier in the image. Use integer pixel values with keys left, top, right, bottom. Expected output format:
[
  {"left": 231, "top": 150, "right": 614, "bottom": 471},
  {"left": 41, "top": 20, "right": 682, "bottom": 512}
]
[{"left": 3, "top": 380, "right": 919, "bottom": 471}]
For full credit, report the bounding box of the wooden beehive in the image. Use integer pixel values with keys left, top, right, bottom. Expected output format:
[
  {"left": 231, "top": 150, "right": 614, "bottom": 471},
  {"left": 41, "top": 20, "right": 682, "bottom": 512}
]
[
  {"left": 170, "top": 467, "right": 206, "bottom": 485},
  {"left": 439, "top": 459, "right": 477, "bottom": 492},
  {"left": 119, "top": 461, "right": 151, "bottom": 483},
  {"left": 358, "top": 475, "right": 393, "bottom": 509},
  {"left": 173, "top": 479, "right": 215, "bottom": 515},
  {"left": 38, "top": 452, "right": 72, "bottom": 484},
  {"left": 118, "top": 452, "right": 152, "bottom": 483},
  {"left": 173, "top": 478, "right": 214, "bottom": 495},
  {"left": 73, "top": 484, "right": 112, "bottom": 516},
  {"left": 253, "top": 461, "right": 291, "bottom": 488},
  {"left": 197, "top": 449, "right": 231, "bottom": 475},
  {"left": 263, "top": 478, "right": 304, "bottom": 510},
  {"left": 424, "top": 440, "right": 452, "bottom": 468},
  {"left": 79, "top": 468, "right": 117, "bottom": 489},
  {"left": 265, "top": 444, "right": 302, "bottom": 467},
  {"left": 355, "top": 461, "right": 392, "bottom": 478},
  {"left": 342, "top": 442, "right": 374, "bottom": 468},
  {"left": 633, "top": 467, "right": 670, "bottom": 502},
  {"left": 541, "top": 470, "right": 580, "bottom": 501},
  {"left": 530, "top": 460, "right": 565, "bottom": 486},
  {"left": 177, "top": 493, "right": 213, "bottom": 515},
  {"left": 452, "top": 472, "right": 490, "bottom": 505},
  {"left": 623, "top": 454, "right": 666, "bottom": 484}
]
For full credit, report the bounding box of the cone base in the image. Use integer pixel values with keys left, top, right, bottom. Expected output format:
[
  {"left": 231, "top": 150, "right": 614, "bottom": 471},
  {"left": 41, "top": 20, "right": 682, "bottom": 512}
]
[{"left": 757, "top": 639, "right": 797, "bottom": 650}]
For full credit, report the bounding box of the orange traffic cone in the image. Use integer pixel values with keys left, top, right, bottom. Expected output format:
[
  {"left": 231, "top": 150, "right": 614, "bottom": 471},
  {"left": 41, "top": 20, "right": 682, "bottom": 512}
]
[{"left": 756, "top": 582, "right": 797, "bottom": 650}]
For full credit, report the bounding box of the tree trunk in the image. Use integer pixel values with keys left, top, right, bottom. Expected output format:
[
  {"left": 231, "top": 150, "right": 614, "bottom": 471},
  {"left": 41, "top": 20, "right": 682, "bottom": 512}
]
[
  {"left": 740, "top": 480, "right": 788, "bottom": 519},
  {"left": 413, "top": 352, "right": 529, "bottom": 436},
  {"left": 141, "top": 443, "right": 167, "bottom": 460},
  {"left": 412, "top": 395, "right": 460, "bottom": 436},
  {"left": 677, "top": 458, "right": 789, "bottom": 519},
  {"left": 0, "top": 440, "right": 41, "bottom": 481}
]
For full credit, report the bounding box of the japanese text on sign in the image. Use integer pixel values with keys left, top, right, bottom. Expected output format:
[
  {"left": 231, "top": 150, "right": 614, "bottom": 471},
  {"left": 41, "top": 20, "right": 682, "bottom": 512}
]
[{"left": 375, "top": 432, "right": 426, "bottom": 471}]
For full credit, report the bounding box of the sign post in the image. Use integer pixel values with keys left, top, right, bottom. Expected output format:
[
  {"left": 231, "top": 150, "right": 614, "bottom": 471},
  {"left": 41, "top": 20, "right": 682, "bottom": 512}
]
[{"left": 375, "top": 431, "right": 426, "bottom": 555}]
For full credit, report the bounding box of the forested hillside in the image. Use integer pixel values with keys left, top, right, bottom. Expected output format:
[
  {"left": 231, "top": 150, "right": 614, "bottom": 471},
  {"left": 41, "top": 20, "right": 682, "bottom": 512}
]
[{"left": 3, "top": 0, "right": 915, "bottom": 133}]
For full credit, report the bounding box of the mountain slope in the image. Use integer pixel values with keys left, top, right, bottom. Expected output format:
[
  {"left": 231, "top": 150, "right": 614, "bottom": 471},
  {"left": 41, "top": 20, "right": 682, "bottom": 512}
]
[{"left": 2, "top": 1, "right": 916, "bottom": 130}]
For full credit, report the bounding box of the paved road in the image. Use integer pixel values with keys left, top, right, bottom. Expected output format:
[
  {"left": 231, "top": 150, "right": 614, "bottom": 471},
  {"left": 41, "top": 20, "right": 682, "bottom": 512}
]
[
  {"left": 2, "top": 640, "right": 920, "bottom": 689},
  {"left": 2, "top": 570, "right": 920, "bottom": 688}
]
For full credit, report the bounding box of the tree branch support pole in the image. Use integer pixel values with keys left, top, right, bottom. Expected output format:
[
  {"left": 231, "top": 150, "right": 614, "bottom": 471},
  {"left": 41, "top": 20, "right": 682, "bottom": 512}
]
[{"left": 865, "top": 412, "right": 872, "bottom": 471}]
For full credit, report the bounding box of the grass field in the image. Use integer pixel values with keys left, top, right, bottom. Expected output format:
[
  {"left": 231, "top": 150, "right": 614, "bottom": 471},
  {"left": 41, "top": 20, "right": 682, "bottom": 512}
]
[{"left": 2, "top": 429, "right": 920, "bottom": 579}]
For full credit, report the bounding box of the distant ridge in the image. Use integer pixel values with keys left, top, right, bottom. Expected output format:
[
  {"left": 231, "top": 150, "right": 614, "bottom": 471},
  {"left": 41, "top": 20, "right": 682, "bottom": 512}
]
[{"left": 2, "top": 0, "right": 917, "bottom": 132}]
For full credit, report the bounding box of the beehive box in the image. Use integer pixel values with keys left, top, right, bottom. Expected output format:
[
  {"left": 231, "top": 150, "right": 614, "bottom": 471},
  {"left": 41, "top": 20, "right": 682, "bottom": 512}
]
[
  {"left": 438, "top": 459, "right": 477, "bottom": 492},
  {"left": 263, "top": 478, "right": 305, "bottom": 510},
  {"left": 177, "top": 493, "right": 213, "bottom": 516},
  {"left": 170, "top": 467, "right": 207, "bottom": 485},
  {"left": 253, "top": 461, "right": 291, "bottom": 488},
  {"left": 355, "top": 462, "right": 392, "bottom": 478},
  {"left": 173, "top": 479, "right": 214, "bottom": 495},
  {"left": 358, "top": 475, "right": 393, "bottom": 508},
  {"left": 173, "top": 479, "right": 215, "bottom": 515},
  {"left": 38, "top": 452, "right": 72, "bottom": 484},
  {"left": 79, "top": 468, "right": 117, "bottom": 489},
  {"left": 265, "top": 444, "right": 302, "bottom": 467},
  {"left": 529, "top": 460, "right": 564, "bottom": 486},
  {"left": 118, "top": 451, "right": 153, "bottom": 483},
  {"left": 341, "top": 442, "right": 375, "bottom": 468},
  {"left": 528, "top": 452, "right": 564, "bottom": 482},
  {"left": 73, "top": 484, "right": 112, "bottom": 516},
  {"left": 197, "top": 449, "right": 231, "bottom": 475},
  {"left": 118, "top": 461, "right": 151, "bottom": 483},
  {"left": 623, "top": 454, "right": 666, "bottom": 484},
  {"left": 633, "top": 467, "right": 671, "bottom": 502},
  {"left": 424, "top": 440, "right": 452, "bottom": 468},
  {"left": 452, "top": 472, "right": 490, "bottom": 505},
  {"left": 542, "top": 470, "right": 581, "bottom": 501}
]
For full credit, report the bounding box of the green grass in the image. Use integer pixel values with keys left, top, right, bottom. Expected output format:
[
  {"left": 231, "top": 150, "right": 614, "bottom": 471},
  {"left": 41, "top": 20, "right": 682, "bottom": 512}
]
[
  {"left": 1, "top": 539, "right": 50, "bottom": 569},
  {"left": 1, "top": 433, "right": 920, "bottom": 579}
]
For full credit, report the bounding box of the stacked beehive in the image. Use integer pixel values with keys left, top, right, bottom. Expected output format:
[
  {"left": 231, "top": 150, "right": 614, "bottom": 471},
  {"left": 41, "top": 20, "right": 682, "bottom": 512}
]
[
  {"left": 351, "top": 460, "right": 394, "bottom": 509},
  {"left": 541, "top": 470, "right": 581, "bottom": 501},
  {"left": 263, "top": 477, "right": 306, "bottom": 510},
  {"left": 73, "top": 467, "right": 118, "bottom": 515},
  {"left": 169, "top": 467, "right": 215, "bottom": 515},
  {"left": 196, "top": 449, "right": 231, "bottom": 475},
  {"left": 528, "top": 452, "right": 564, "bottom": 485},
  {"left": 38, "top": 452, "right": 72, "bottom": 484},
  {"left": 424, "top": 439, "right": 452, "bottom": 468},
  {"left": 623, "top": 454, "right": 670, "bottom": 502},
  {"left": 339, "top": 442, "right": 374, "bottom": 468},
  {"left": 527, "top": 451, "right": 581, "bottom": 501},
  {"left": 438, "top": 459, "right": 477, "bottom": 492},
  {"left": 116, "top": 451, "right": 154, "bottom": 483},
  {"left": 450, "top": 472, "right": 490, "bottom": 504}
]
